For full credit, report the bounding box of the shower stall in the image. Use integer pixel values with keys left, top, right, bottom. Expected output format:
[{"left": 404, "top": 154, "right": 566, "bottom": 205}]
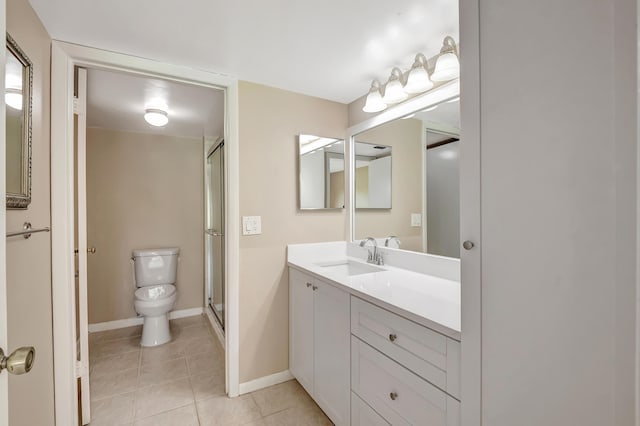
[{"left": 205, "top": 140, "right": 225, "bottom": 330}]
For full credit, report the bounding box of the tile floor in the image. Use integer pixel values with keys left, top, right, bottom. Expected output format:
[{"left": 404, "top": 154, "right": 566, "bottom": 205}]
[{"left": 88, "top": 315, "right": 333, "bottom": 425}]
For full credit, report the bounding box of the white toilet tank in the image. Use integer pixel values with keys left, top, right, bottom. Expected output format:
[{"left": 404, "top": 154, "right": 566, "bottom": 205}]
[{"left": 132, "top": 247, "right": 180, "bottom": 287}]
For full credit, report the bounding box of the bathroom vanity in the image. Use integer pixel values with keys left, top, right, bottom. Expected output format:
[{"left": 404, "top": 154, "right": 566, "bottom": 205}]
[{"left": 288, "top": 241, "right": 461, "bottom": 426}]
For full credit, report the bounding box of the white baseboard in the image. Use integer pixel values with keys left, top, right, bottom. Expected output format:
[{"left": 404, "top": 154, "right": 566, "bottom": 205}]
[
  {"left": 238, "top": 370, "right": 294, "bottom": 395},
  {"left": 88, "top": 307, "right": 204, "bottom": 333}
]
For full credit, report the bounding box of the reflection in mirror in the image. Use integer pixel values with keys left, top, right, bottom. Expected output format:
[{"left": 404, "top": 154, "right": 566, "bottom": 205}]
[
  {"left": 353, "top": 96, "right": 460, "bottom": 257},
  {"left": 298, "top": 134, "right": 345, "bottom": 209},
  {"left": 6, "top": 33, "right": 32, "bottom": 209},
  {"left": 354, "top": 142, "right": 391, "bottom": 208}
]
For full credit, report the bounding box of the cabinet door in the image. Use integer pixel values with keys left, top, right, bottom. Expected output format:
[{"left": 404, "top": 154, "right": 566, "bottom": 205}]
[
  {"left": 289, "top": 268, "right": 315, "bottom": 395},
  {"left": 313, "top": 280, "right": 350, "bottom": 426}
]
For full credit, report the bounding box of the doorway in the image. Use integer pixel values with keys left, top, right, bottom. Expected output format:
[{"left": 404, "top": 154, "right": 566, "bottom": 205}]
[{"left": 205, "top": 141, "right": 225, "bottom": 330}]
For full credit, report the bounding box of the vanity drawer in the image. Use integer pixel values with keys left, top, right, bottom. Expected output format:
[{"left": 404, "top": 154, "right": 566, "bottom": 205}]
[
  {"left": 351, "top": 392, "right": 390, "bottom": 426},
  {"left": 351, "top": 296, "right": 460, "bottom": 397},
  {"left": 351, "top": 336, "right": 459, "bottom": 426}
]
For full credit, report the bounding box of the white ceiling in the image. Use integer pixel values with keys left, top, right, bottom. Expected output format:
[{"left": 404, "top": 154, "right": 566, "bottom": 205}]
[
  {"left": 28, "top": 0, "right": 458, "bottom": 104},
  {"left": 86, "top": 68, "right": 224, "bottom": 139}
]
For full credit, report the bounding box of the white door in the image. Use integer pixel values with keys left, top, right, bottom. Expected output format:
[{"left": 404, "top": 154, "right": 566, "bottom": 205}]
[
  {"left": 74, "top": 67, "right": 91, "bottom": 424},
  {"left": 0, "top": 6, "right": 8, "bottom": 422},
  {"left": 288, "top": 268, "right": 314, "bottom": 395}
]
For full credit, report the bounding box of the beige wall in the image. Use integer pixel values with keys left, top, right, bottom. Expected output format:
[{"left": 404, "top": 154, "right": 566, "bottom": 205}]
[
  {"left": 6, "top": 0, "right": 54, "bottom": 424},
  {"left": 354, "top": 118, "right": 423, "bottom": 251},
  {"left": 86, "top": 128, "right": 204, "bottom": 324},
  {"left": 238, "top": 81, "right": 347, "bottom": 383}
]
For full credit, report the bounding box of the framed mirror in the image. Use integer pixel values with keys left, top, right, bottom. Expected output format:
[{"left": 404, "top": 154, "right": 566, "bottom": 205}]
[
  {"left": 349, "top": 80, "right": 460, "bottom": 257},
  {"left": 6, "top": 33, "right": 33, "bottom": 209},
  {"left": 298, "top": 134, "right": 345, "bottom": 210}
]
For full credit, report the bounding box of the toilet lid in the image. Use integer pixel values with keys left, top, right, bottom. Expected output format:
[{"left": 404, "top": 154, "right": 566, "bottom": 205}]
[{"left": 135, "top": 284, "right": 176, "bottom": 301}]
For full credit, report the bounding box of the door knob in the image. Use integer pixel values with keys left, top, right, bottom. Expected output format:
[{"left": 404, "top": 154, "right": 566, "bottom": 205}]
[{"left": 0, "top": 346, "right": 35, "bottom": 375}]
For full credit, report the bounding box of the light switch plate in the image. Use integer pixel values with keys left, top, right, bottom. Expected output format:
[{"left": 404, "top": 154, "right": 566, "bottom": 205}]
[
  {"left": 411, "top": 213, "right": 422, "bottom": 227},
  {"left": 242, "top": 216, "right": 262, "bottom": 235}
]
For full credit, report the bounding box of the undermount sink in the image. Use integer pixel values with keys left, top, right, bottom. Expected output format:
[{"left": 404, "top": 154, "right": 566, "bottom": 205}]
[{"left": 316, "top": 259, "right": 385, "bottom": 276}]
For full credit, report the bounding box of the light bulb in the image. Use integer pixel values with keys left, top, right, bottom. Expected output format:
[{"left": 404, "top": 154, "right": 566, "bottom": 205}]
[
  {"left": 144, "top": 108, "right": 169, "bottom": 127},
  {"left": 362, "top": 80, "right": 387, "bottom": 113},
  {"left": 5, "top": 88, "right": 22, "bottom": 110},
  {"left": 404, "top": 54, "right": 433, "bottom": 94},
  {"left": 382, "top": 68, "right": 408, "bottom": 104},
  {"left": 432, "top": 36, "right": 460, "bottom": 82}
]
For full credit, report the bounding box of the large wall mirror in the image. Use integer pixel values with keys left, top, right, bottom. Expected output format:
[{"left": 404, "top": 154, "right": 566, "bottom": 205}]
[
  {"left": 6, "top": 33, "right": 33, "bottom": 209},
  {"left": 350, "top": 82, "right": 460, "bottom": 258},
  {"left": 298, "top": 134, "right": 345, "bottom": 209}
]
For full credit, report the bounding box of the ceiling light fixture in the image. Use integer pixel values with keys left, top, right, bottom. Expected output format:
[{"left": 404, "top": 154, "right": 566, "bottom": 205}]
[
  {"left": 431, "top": 36, "right": 460, "bottom": 82},
  {"left": 404, "top": 53, "right": 433, "bottom": 94},
  {"left": 362, "top": 80, "right": 387, "bottom": 113},
  {"left": 5, "top": 88, "right": 22, "bottom": 110},
  {"left": 144, "top": 108, "right": 169, "bottom": 127},
  {"left": 382, "top": 67, "right": 408, "bottom": 104}
]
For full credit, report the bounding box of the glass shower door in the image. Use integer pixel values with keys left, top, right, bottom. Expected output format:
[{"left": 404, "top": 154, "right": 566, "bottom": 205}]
[{"left": 206, "top": 142, "right": 225, "bottom": 330}]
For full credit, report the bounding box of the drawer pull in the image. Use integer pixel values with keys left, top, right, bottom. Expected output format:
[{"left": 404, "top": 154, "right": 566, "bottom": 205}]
[
  {"left": 389, "top": 392, "right": 398, "bottom": 401},
  {"left": 306, "top": 282, "right": 312, "bottom": 288},
  {"left": 312, "top": 285, "right": 318, "bottom": 291},
  {"left": 388, "top": 333, "right": 397, "bottom": 342}
]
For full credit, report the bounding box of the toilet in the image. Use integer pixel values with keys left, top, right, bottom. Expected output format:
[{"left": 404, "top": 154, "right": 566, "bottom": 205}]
[{"left": 132, "top": 247, "right": 179, "bottom": 347}]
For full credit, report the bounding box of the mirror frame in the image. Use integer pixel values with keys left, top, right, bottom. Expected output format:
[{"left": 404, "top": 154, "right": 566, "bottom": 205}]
[
  {"left": 6, "top": 32, "right": 33, "bottom": 209},
  {"left": 346, "top": 79, "right": 460, "bottom": 248}
]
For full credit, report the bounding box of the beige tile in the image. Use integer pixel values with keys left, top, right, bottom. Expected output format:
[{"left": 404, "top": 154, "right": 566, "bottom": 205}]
[
  {"left": 134, "top": 403, "right": 199, "bottom": 426},
  {"left": 242, "top": 418, "right": 269, "bottom": 426},
  {"left": 138, "top": 358, "right": 189, "bottom": 388},
  {"left": 250, "top": 379, "right": 315, "bottom": 417},
  {"left": 91, "top": 351, "right": 141, "bottom": 377},
  {"left": 190, "top": 373, "right": 225, "bottom": 401},
  {"left": 134, "top": 377, "right": 194, "bottom": 419},
  {"left": 140, "top": 341, "right": 185, "bottom": 366},
  {"left": 186, "top": 350, "right": 225, "bottom": 377},
  {"left": 91, "top": 367, "right": 140, "bottom": 400},
  {"left": 177, "top": 334, "right": 219, "bottom": 356},
  {"left": 174, "top": 323, "right": 212, "bottom": 342},
  {"left": 262, "top": 404, "right": 333, "bottom": 426},
  {"left": 196, "top": 394, "right": 262, "bottom": 426},
  {"left": 89, "top": 326, "right": 143, "bottom": 344},
  {"left": 89, "top": 392, "right": 136, "bottom": 425},
  {"left": 91, "top": 336, "right": 141, "bottom": 361},
  {"left": 170, "top": 315, "right": 206, "bottom": 329}
]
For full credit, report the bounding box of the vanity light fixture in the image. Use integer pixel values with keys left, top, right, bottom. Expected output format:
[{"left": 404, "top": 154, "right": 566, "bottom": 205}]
[
  {"left": 5, "top": 88, "right": 22, "bottom": 110},
  {"left": 362, "top": 80, "right": 387, "bottom": 113},
  {"left": 382, "top": 67, "right": 408, "bottom": 104},
  {"left": 144, "top": 108, "right": 169, "bottom": 127},
  {"left": 431, "top": 36, "right": 460, "bottom": 82},
  {"left": 404, "top": 53, "right": 433, "bottom": 94}
]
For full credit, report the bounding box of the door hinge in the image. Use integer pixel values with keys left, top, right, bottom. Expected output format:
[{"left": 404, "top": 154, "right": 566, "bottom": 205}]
[
  {"left": 73, "top": 96, "right": 86, "bottom": 115},
  {"left": 75, "top": 360, "right": 88, "bottom": 378}
]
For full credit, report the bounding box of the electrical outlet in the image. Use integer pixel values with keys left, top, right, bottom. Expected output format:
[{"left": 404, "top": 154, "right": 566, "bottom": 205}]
[
  {"left": 411, "top": 213, "right": 422, "bottom": 227},
  {"left": 242, "top": 216, "right": 262, "bottom": 235}
]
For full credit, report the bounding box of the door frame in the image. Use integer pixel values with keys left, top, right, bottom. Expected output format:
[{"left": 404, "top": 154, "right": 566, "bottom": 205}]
[
  {"left": 0, "top": 1, "right": 8, "bottom": 425},
  {"left": 51, "top": 40, "right": 241, "bottom": 426}
]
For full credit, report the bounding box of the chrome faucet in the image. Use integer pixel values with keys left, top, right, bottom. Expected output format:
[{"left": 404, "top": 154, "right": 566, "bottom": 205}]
[
  {"left": 385, "top": 236, "right": 401, "bottom": 248},
  {"left": 360, "top": 237, "right": 383, "bottom": 265}
]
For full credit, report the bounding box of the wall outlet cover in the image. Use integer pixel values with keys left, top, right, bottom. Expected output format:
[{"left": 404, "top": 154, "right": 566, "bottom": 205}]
[
  {"left": 411, "top": 213, "right": 422, "bottom": 227},
  {"left": 242, "top": 216, "right": 262, "bottom": 235}
]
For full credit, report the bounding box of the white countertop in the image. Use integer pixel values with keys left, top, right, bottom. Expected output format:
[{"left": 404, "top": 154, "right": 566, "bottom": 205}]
[{"left": 287, "top": 242, "right": 461, "bottom": 341}]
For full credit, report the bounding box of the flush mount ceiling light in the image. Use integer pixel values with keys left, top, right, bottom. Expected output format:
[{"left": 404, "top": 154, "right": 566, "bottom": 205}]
[
  {"left": 144, "top": 108, "right": 169, "bottom": 127},
  {"left": 382, "top": 67, "right": 408, "bottom": 104},
  {"left": 431, "top": 36, "right": 460, "bottom": 82},
  {"left": 404, "top": 53, "right": 434, "bottom": 94},
  {"left": 362, "top": 80, "right": 387, "bottom": 113},
  {"left": 5, "top": 88, "right": 22, "bottom": 110}
]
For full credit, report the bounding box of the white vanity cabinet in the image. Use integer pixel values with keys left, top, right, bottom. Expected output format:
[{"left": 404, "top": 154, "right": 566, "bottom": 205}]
[
  {"left": 289, "top": 267, "right": 350, "bottom": 426},
  {"left": 350, "top": 297, "right": 460, "bottom": 426}
]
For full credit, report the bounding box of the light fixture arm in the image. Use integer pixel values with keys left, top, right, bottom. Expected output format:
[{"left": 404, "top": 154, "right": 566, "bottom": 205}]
[
  {"left": 389, "top": 67, "right": 405, "bottom": 84},
  {"left": 441, "top": 36, "right": 458, "bottom": 56},
  {"left": 412, "top": 53, "right": 429, "bottom": 69}
]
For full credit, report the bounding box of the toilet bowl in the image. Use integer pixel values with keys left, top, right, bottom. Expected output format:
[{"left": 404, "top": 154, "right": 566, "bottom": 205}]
[
  {"left": 132, "top": 247, "right": 179, "bottom": 347},
  {"left": 134, "top": 284, "right": 177, "bottom": 346}
]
